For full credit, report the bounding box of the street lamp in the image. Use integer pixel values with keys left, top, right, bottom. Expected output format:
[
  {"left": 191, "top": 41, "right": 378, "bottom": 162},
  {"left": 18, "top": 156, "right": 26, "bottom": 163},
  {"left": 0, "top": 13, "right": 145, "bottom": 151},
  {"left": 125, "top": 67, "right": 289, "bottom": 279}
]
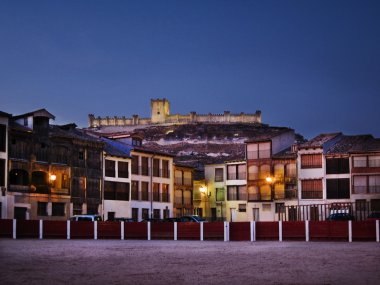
[{"left": 266, "top": 176, "right": 275, "bottom": 200}]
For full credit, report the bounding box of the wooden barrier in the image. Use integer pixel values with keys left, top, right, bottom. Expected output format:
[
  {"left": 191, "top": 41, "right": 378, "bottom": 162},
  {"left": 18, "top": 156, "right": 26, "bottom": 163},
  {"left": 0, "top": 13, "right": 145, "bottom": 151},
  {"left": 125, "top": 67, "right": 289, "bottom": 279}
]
[
  {"left": 97, "top": 221, "right": 121, "bottom": 239},
  {"left": 282, "top": 221, "right": 306, "bottom": 240},
  {"left": 0, "top": 219, "right": 13, "bottom": 238},
  {"left": 43, "top": 221, "right": 67, "bottom": 239},
  {"left": 229, "top": 222, "right": 250, "bottom": 241},
  {"left": 203, "top": 222, "right": 224, "bottom": 240},
  {"left": 177, "top": 222, "right": 200, "bottom": 240},
  {"left": 2, "top": 219, "right": 378, "bottom": 241},
  {"left": 16, "top": 220, "right": 39, "bottom": 238},
  {"left": 70, "top": 221, "right": 94, "bottom": 239},
  {"left": 352, "top": 220, "right": 376, "bottom": 241},
  {"left": 124, "top": 222, "right": 147, "bottom": 239},
  {"left": 256, "top": 222, "right": 279, "bottom": 240},
  {"left": 309, "top": 221, "right": 348, "bottom": 241},
  {"left": 151, "top": 222, "right": 174, "bottom": 240}
]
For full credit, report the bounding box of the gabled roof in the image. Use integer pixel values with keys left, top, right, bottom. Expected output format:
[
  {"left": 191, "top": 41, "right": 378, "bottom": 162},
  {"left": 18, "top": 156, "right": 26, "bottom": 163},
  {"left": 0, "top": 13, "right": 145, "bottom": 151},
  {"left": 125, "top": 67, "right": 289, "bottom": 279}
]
[
  {"left": 244, "top": 127, "right": 294, "bottom": 143},
  {"left": 299, "top": 133, "right": 341, "bottom": 149},
  {"left": 0, "top": 111, "right": 12, "bottom": 117},
  {"left": 325, "top": 135, "right": 374, "bottom": 155},
  {"left": 13, "top": 109, "right": 55, "bottom": 120},
  {"left": 101, "top": 137, "right": 132, "bottom": 158}
]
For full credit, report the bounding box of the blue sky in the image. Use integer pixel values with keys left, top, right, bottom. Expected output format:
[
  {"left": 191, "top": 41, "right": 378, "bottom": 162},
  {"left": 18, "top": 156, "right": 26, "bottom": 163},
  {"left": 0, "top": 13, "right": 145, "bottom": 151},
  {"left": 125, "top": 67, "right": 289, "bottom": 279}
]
[{"left": 1, "top": 0, "right": 379, "bottom": 139}]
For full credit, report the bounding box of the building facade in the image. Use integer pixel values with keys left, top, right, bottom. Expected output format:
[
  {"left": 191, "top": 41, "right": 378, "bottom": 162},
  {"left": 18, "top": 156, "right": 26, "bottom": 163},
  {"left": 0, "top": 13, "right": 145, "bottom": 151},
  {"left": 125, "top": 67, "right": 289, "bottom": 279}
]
[
  {"left": 6, "top": 109, "right": 103, "bottom": 220},
  {"left": 173, "top": 163, "right": 194, "bottom": 217}
]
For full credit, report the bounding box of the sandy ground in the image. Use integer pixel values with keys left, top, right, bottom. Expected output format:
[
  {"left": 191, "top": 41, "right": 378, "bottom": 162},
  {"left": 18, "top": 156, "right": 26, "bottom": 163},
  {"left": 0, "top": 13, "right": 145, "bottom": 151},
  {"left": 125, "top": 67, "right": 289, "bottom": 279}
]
[{"left": 0, "top": 239, "right": 379, "bottom": 285}]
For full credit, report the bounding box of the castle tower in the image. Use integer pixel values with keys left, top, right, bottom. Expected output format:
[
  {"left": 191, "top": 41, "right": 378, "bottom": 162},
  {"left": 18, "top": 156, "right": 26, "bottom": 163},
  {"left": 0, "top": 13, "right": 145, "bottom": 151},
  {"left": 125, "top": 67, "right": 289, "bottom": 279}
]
[{"left": 151, "top": 98, "right": 170, "bottom": 123}]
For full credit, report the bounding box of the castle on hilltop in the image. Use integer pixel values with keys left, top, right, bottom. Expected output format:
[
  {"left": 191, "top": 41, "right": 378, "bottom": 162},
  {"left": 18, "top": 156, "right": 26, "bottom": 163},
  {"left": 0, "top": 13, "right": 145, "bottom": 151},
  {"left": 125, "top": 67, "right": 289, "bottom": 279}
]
[{"left": 88, "top": 98, "right": 262, "bottom": 128}]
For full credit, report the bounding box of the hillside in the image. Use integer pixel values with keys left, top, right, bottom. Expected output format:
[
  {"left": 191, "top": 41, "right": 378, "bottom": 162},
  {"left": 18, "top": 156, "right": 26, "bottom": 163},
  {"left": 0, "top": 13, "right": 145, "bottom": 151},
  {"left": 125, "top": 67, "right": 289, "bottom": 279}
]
[{"left": 92, "top": 123, "right": 305, "bottom": 168}]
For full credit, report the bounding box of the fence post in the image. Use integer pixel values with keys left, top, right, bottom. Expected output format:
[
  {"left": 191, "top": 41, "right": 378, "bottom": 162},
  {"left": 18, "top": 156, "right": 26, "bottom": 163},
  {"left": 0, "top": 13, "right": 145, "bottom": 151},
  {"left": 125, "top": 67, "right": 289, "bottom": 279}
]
[
  {"left": 67, "top": 220, "right": 70, "bottom": 240},
  {"left": 348, "top": 220, "right": 352, "bottom": 243},
  {"left": 279, "top": 221, "right": 283, "bottom": 242},
  {"left": 200, "top": 222, "right": 204, "bottom": 241},
  {"left": 148, "top": 222, "right": 151, "bottom": 241},
  {"left": 121, "top": 221, "right": 124, "bottom": 240},
  {"left": 250, "top": 221, "right": 256, "bottom": 242},
  {"left": 224, "top": 221, "right": 229, "bottom": 242},
  {"left": 39, "top": 220, "right": 43, "bottom": 240},
  {"left": 305, "top": 220, "right": 309, "bottom": 242},
  {"left": 13, "top": 219, "right": 16, "bottom": 239},
  {"left": 174, "top": 222, "right": 177, "bottom": 241},
  {"left": 376, "top": 220, "right": 379, "bottom": 243},
  {"left": 94, "top": 221, "right": 98, "bottom": 240}
]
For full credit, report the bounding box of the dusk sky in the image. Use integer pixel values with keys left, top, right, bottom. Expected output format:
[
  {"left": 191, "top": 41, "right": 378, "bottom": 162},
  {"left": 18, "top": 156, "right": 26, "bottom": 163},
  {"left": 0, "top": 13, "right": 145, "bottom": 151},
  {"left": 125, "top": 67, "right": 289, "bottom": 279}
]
[{"left": 1, "top": 0, "right": 379, "bottom": 140}]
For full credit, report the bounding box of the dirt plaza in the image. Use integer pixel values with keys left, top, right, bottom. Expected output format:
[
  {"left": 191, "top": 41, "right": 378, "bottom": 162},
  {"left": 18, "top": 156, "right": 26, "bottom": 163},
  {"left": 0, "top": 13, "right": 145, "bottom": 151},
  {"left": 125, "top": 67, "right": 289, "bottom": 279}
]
[{"left": 0, "top": 239, "right": 379, "bottom": 285}]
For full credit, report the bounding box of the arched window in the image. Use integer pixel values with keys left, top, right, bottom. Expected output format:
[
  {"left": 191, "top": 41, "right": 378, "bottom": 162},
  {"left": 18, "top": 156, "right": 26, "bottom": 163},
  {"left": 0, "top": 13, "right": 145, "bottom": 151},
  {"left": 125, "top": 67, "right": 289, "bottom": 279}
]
[{"left": 10, "top": 169, "right": 29, "bottom": 186}]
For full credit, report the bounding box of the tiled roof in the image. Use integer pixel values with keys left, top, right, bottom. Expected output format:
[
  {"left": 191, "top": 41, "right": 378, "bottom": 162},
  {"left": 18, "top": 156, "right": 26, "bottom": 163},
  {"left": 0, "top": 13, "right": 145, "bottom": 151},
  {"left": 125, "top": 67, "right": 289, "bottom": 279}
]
[
  {"left": 101, "top": 137, "right": 132, "bottom": 158},
  {"left": 272, "top": 147, "right": 297, "bottom": 159},
  {"left": 13, "top": 108, "right": 55, "bottom": 120},
  {"left": 348, "top": 137, "right": 380, "bottom": 153},
  {"left": 325, "top": 135, "right": 374, "bottom": 154},
  {"left": 299, "top": 133, "right": 341, "bottom": 149},
  {"left": 244, "top": 127, "right": 294, "bottom": 143}
]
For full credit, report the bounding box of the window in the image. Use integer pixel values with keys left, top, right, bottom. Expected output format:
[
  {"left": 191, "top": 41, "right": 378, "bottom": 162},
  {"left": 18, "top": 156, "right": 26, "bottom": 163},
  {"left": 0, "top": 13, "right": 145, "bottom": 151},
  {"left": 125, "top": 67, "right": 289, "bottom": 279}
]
[
  {"left": 285, "top": 163, "right": 296, "bottom": 178},
  {"left": 326, "top": 158, "right": 349, "bottom": 174},
  {"left": 353, "top": 176, "right": 367, "bottom": 194},
  {"left": 227, "top": 186, "right": 247, "bottom": 201},
  {"left": 163, "top": 209, "right": 169, "bottom": 219},
  {"left": 369, "top": 176, "right": 380, "bottom": 194},
  {"left": 104, "top": 181, "right": 130, "bottom": 201},
  {"left": 132, "top": 208, "right": 138, "bottom": 221},
  {"left": 141, "top": 157, "right": 149, "bottom": 176},
  {"left": 10, "top": 169, "right": 29, "bottom": 186},
  {"left": 0, "top": 124, "right": 6, "bottom": 152},
  {"left": 215, "top": 168, "right": 224, "bottom": 182},
  {"left": 118, "top": 161, "right": 129, "bottom": 178},
  {"left": 37, "top": 202, "right": 47, "bottom": 216},
  {"left": 105, "top": 160, "right": 116, "bottom": 177},
  {"left": 248, "top": 165, "right": 258, "bottom": 180},
  {"left": 175, "top": 170, "right": 183, "bottom": 185},
  {"left": 153, "top": 183, "right": 160, "bottom": 201},
  {"left": 275, "top": 203, "right": 285, "bottom": 213},
  {"left": 216, "top": 188, "right": 225, "bottom": 201},
  {"left": 227, "top": 165, "right": 237, "bottom": 180},
  {"left": 227, "top": 186, "right": 237, "bottom": 200},
  {"left": 238, "top": 204, "right": 246, "bottom": 212},
  {"left": 131, "top": 181, "right": 139, "bottom": 200},
  {"left": 61, "top": 174, "right": 70, "bottom": 189},
  {"left": 301, "top": 154, "right": 322, "bottom": 169},
  {"left": 326, "top": 178, "right": 350, "bottom": 199},
  {"left": 369, "top": 156, "right": 380, "bottom": 168},
  {"left": 353, "top": 156, "right": 366, "bottom": 168},
  {"left": 301, "top": 179, "right": 323, "bottom": 199},
  {"left": 142, "top": 208, "right": 149, "bottom": 219},
  {"left": 153, "top": 209, "right": 160, "bottom": 219},
  {"left": 52, "top": 203, "right": 65, "bottom": 216},
  {"left": 131, "top": 156, "right": 139, "bottom": 175},
  {"left": 162, "top": 160, "right": 169, "bottom": 178},
  {"left": 247, "top": 142, "right": 271, "bottom": 159},
  {"left": 162, "top": 184, "right": 169, "bottom": 202},
  {"left": 141, "top": 182, "right": 149, "bottom": 201},
  {"left": 153, "top": 158, "right": 160, "bottom": 177},
  {"left": 248, "top": 186, "right": 259, "bottom": 201},
  {"left": 0, "top": 159, "right": 5, "bottom": 187}
]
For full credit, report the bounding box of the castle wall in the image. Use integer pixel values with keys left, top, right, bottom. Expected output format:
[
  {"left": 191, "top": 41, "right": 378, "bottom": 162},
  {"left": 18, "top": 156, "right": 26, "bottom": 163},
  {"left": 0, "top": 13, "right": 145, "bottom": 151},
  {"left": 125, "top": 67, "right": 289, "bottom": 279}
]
[{"left": 88, "top": 100, "right": 261, "bottom": 127}]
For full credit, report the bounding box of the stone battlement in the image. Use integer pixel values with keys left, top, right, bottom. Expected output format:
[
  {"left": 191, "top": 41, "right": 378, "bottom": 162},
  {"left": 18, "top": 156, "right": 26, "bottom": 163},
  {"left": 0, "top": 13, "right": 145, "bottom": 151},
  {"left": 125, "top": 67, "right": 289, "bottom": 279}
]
[{"left": 88, "top": 99, "right": 262, "bottom": 127}]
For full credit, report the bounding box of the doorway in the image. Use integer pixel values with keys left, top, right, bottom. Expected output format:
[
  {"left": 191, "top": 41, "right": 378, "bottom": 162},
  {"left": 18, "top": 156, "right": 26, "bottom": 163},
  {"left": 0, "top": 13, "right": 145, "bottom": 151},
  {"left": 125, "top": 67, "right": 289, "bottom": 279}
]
[{"left": 14, "top": 207, "right": 27, "bottom": 220}]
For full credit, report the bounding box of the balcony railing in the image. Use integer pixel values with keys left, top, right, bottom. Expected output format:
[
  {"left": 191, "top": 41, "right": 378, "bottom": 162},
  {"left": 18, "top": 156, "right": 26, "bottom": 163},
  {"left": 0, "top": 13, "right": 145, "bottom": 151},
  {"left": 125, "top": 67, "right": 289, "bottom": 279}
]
[
  {"left": 227, "top": 172, "right": 247, "bottom": 180},
  {"left": 140, "top": 191, "right": 149, "bottom": 201},
  {"left": 161, "top": 193, "right": 170, "bottom": 202},
  {"left": 369, "top": 185, "right": 380, "bottom": 193}
]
